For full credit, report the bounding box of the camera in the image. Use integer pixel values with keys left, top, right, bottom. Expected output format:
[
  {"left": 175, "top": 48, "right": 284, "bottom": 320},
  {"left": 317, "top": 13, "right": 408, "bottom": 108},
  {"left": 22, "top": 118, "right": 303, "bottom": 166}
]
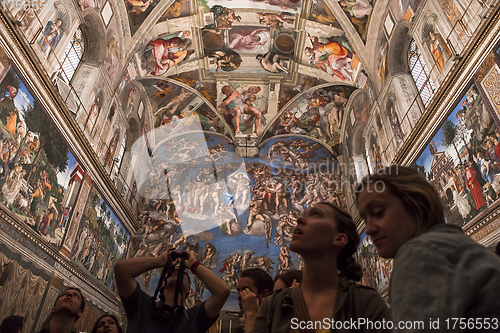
[
  {"left": 170, "top": 251, "right": 190, "bottom": 260},
  {"left": 152, "top": 250, "right": 191, "bottom": 312}
]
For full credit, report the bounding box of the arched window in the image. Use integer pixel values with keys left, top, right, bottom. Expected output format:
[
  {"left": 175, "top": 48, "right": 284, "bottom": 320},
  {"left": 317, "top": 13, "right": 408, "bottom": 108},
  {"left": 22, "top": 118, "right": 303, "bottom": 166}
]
[
  {"left": 113, "top": 133, "right": 127, "bottom": 178},
  {"left": 408, "top": 39, "right": 435, "bottom": 107},
  {"left": 56, "top": 28, "right": 84, "bottom": 83},
  {"left": 366, "top": 148, "right": 373, "bottom": 174}
]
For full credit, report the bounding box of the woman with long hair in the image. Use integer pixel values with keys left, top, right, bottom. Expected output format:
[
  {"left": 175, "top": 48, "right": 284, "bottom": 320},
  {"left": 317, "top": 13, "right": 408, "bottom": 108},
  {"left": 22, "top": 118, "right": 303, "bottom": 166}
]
[
  {"left": 356, "top": 165, "right": 500, "bottom": 331},
  {"left": 252, "top": 202, "right": 391, "bottom": 333}
]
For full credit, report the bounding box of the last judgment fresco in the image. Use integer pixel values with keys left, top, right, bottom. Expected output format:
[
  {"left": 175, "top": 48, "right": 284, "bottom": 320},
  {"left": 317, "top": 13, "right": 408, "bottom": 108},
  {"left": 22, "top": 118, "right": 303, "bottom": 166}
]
[{"left": 128, "top": 130, "right": 351, "bottom": 309}]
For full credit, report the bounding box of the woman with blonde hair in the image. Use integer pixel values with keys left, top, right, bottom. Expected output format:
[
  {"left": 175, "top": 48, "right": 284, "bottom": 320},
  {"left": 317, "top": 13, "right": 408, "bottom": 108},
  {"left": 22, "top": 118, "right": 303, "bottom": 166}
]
[
  {"left": 356, "top": 165, "right": 500, "bottom": 331},
  {"left": 252, "top": 202, "right": 391, "bottom": 333}
]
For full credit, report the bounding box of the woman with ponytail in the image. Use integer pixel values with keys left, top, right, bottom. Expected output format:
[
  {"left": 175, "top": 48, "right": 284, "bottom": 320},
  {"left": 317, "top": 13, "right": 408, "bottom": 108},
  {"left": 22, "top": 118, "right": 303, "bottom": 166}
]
[{"left": 252, "top": 202, "right": 391, "bottom": 333}]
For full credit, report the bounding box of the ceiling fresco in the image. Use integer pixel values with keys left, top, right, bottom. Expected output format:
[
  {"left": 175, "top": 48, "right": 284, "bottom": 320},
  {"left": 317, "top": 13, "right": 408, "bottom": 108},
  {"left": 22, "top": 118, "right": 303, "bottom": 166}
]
[
  {"left": 123, "top": 0, "right": 368, "bottom": 82},
  {"left": 138, "top": 78, "right": 230, "bottom": 138},
  {"left": 302, "top": 35, "right": 360, "bottom": 81},
  {"left": 158, "top": 0, "right": 191, "bottom": 22},
  {"left": 309, "top": 0, "right": 342, "bottom": 27},
  {"left": 278, "top": 74, "right": 328, "bottom": 110},
  {"left": 125, "top": 0, "right": 158, "bottom": 35},
  {"left": 265, "top": 84, "right": 357, "bottom": 155},
  {"left": 139, "top": 30, "right": 197, "bottom": 76},
  {"left": 201, "top": 4, "right": 298, "bottom": 74},
  {"left": 201, "top": 0, "right": 303, "bottom": 14},
  {"left": 113, "top": 0, "right": 376, "bottom": 163},
  {"left": 339, "top": 0, "right": 374, "bottom": 42},
  {"left": 124, "top": 0, "right": 371, "bottom": 300},
  {"left": 168, "top": 72, "right": 218, "bottom": 107}
]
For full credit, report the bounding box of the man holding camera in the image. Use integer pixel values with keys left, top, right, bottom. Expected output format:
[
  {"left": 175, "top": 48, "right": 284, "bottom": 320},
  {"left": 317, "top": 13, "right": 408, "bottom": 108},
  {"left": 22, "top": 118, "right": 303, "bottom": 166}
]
[{"left": 115, "top": 248, "right": 230, "bottom": 333}]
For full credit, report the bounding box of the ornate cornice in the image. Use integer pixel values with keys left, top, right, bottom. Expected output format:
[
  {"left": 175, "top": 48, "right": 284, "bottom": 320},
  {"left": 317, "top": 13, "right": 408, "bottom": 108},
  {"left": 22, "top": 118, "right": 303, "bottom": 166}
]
[{"left": 464, "top": 196, "right": 500, "bottom": 241}]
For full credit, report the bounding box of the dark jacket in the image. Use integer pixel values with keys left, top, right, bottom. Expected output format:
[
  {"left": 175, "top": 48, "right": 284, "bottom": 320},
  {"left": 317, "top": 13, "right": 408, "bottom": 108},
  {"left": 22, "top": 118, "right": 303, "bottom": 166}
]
[{"left": 251, "top": 278, "right": 392, "bottom": 333}]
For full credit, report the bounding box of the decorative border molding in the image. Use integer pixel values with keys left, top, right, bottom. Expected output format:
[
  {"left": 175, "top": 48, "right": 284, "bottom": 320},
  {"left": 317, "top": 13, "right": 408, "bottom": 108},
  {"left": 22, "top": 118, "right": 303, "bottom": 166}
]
[{"left": 481, "top": 64, "right": 500, "bottom": 113}]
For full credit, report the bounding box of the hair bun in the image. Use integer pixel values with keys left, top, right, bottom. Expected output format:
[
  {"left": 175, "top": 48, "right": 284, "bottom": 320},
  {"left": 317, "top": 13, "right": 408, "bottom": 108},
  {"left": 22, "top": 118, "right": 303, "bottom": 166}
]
[{"left": 343, "top": 257, "right": 362, "bottom": 282}]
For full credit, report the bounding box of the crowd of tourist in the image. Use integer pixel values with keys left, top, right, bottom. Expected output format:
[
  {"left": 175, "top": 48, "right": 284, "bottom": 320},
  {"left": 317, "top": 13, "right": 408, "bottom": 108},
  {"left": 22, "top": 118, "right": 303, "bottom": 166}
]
[{"left": 2, "top": 166, "right": 500, "bottom": 333}]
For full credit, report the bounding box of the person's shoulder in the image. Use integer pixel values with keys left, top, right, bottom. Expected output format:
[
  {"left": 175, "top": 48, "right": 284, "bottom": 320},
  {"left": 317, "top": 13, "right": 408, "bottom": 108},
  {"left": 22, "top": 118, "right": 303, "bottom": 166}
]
[
  {"left": 188, "top": 302, "right": 206, "bottom": 313},
  {"left": 259, "top": 288, "right": 293, "bottom": 307},
  {"left": 189, "top": 299, "right": 219, "bottom": 320},
  {"left": 186, "top": 302, "right": 219, "bottom": 331},
  {"left": 397, "top": 224, "right": 500, "bottom": 268},
  {"left": 346, "top": 281, "right": 392, "bottom": 320},
  {"left": 346, "top": 280, "right": 379, "bottom": 297},
  {"left": 268, "top": 287, "right": 293, "bottom": 299},
  {"left": 343, "top": 279, "right": 385, "bottom": 303},
  {"left": 397, "top": 224, "right": 465, "bottom": 254},
  {"left": 122, "top": 282, "right": 148, "bottom": 303}
]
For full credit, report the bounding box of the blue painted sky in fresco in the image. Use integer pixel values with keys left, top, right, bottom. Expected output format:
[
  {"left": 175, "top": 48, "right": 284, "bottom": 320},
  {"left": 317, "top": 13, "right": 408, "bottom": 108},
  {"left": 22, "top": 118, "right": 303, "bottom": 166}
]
[
  {"left": 14, "top": 79, "right": 34, "bottom": 113},
  {"left": 415, "top": 86, "right": 473, "bottom": 172},
  {"left": 7, "top": 68, "right": 77, "bottom": 190},
  {"left": 56, "top": 153, "right": 78, "bottom": 189},
  {"left": 96, "top": 197, "right": 130, "bottom": 257}
]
